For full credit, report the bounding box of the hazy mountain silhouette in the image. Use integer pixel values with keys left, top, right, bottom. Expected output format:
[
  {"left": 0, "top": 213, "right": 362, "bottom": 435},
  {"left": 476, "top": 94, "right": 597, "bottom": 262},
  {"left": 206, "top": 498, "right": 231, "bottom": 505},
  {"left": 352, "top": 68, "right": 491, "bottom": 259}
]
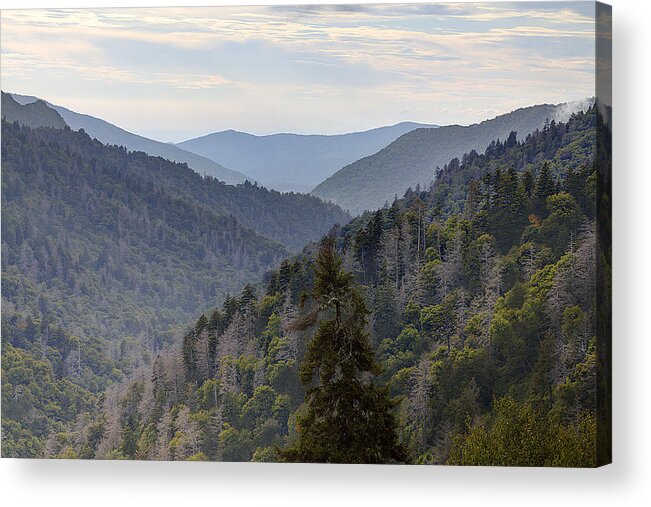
[
  {"left": 177, "top": 122, "right": 437, "bottom": 193},
  {"left": 9, "top": 92, "right": 251, "bottom": 185}
]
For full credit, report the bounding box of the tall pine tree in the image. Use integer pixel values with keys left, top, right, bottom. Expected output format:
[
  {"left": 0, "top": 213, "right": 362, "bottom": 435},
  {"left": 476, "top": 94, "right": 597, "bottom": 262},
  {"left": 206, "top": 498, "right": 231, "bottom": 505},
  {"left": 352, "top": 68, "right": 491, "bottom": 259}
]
[{"left": 280, "top": 236, "right": 408, "bottom": 463}]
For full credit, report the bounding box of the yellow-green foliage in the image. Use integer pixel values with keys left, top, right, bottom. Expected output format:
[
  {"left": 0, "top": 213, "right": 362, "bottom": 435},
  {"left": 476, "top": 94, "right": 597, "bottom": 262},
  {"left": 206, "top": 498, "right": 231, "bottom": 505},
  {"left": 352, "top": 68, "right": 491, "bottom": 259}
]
[{"left": 448, "top": 397, "right": 596, "bottom": 467}]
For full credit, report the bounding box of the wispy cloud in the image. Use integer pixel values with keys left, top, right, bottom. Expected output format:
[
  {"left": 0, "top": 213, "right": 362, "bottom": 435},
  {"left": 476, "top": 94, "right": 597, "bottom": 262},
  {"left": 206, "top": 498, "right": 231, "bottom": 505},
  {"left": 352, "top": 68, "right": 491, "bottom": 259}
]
[{"left": 0, "top": 3, "right": 596, "bottom": 140}]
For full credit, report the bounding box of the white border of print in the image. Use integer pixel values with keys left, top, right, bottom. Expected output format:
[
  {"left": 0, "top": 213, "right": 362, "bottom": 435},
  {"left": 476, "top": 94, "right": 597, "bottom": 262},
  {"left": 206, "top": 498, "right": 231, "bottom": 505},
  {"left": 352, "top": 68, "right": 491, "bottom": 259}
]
[{"left": 0, "top": 1, "right": 649, "bottom": 506}]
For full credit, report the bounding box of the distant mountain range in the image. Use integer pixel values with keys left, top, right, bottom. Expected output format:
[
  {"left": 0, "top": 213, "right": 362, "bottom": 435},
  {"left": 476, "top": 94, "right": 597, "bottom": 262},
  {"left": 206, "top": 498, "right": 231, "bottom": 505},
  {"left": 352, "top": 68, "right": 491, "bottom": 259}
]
[
  {"left": 177, "top": 122, "right": 437, "bottom": 193},
  {"left": 3, "top": 91, "right": 593, "bottom": 218},
  {"left": 8, "top": 92, "right": 250, "bottom": 185},
  {"left": 312, "top": 100, "right": 594, "bottom": 215}
]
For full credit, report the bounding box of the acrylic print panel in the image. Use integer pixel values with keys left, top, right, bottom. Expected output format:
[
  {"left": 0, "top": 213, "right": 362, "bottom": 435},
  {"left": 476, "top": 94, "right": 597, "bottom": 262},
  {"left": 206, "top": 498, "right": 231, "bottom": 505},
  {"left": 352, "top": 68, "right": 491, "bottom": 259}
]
[{"left": 0, "top": 2, "right": 611, "bottom": 466}]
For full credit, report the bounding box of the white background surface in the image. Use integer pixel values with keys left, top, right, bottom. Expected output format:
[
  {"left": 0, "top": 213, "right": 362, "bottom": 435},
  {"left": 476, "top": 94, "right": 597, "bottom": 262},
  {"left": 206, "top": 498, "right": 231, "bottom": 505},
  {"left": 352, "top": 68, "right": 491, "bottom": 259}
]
[{"left": 1, "top": 0, "right": 649, "bottom": 505}]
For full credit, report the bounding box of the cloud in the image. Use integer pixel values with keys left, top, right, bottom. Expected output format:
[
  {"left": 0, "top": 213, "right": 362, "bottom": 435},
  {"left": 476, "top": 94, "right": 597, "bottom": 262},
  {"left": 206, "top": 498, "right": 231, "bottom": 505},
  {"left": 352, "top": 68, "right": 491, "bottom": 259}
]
[{"left": 0, "top": 4, "right": 597, "bottom": 138}]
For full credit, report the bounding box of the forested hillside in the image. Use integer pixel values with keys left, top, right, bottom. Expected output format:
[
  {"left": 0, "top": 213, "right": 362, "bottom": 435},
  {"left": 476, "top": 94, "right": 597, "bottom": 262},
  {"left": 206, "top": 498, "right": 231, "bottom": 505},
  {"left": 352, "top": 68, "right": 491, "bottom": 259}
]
[
  {"left": 177, "top": 122, "right": 436, "bottom": 193},
  {"left": 1, "top": 120, "right": 288, "bottom": 338},
  {"left": 40, "top": 106, "right": 607, "bottom": 465},
  {"left": 0, "top": 120, "right": 351, "bottom": 456},
  {"left": 1, "top": 118, "right": 350, "bottom": 340},
  {"left": 2, "top": 317, "right": 124, "bottom": 458},
  {"left": 312, "top": 101, "right": 591, "bottom": 215}
]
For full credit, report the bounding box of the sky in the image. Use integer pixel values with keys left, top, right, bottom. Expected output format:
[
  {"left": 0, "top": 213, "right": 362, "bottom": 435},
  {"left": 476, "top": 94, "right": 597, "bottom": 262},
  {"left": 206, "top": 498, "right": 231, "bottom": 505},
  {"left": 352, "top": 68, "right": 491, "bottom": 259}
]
[{"left": 0, "top": 2, "right": 597, "bottom": 142}]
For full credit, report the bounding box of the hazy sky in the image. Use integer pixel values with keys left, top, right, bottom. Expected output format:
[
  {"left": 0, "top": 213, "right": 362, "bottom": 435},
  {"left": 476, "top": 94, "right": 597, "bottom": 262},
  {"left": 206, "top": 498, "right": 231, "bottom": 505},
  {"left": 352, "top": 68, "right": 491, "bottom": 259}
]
[{"left": 0, "top": 2, "right": 596, "bottom": 142}]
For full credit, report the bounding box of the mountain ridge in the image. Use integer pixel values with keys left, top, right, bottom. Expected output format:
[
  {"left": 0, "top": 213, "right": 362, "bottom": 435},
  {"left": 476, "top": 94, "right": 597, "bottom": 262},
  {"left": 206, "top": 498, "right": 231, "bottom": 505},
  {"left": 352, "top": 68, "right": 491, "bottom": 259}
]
[
  {"left": 8, "top": 92, "right": 252, "bottom": 185},
  {"left": 180, "top": 121, "right": 435, "bottom": 142},
  {"left": 1, "top": 92, "right": 67, "bottom": 129},
  {"left": 177, "top": 121, "right": 438, "bottom": 193},
  {"left": 312, "top": 100, "right": 594, "bottom": 215}
]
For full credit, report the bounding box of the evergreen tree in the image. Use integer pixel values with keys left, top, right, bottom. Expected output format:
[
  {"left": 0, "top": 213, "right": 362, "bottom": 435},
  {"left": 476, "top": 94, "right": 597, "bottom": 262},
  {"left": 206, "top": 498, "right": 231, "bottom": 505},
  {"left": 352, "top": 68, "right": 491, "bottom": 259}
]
[
  {"left": 534, "top": 162, "right": 556, "bottom": 214},
  {"left": 280, "top": 237, "right": 408, "bottom": 463}
]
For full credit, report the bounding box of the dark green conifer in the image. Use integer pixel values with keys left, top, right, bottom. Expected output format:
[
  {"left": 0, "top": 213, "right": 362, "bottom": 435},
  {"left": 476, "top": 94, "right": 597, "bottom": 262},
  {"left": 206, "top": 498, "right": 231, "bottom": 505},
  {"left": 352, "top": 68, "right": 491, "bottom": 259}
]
[{"left": 280, "top": 237, "right": 408, "bottom": 463}]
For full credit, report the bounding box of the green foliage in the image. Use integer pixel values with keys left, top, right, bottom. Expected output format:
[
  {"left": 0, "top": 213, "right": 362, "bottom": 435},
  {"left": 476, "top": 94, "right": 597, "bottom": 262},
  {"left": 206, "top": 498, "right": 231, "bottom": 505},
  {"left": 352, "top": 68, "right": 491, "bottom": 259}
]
[
  {"left": 251, "top": 446, "right": 277, "bottom": 462},
  {"left": 242, "top": 386, "right": 277, "bottom": 428},
  {"left": 1, "top": 339, "right": 99, "bottom": 457},
  {"left": 188, "top": 451, "right": 208, "bottom": 461},
  {"left": 536, "top": 193, "right": 584, "bottom": 256},
  {"left": 379, "top": 325, "right": 422, "bottom": 375},
  {"left": 448, "top": 397, "right": 596, "bottom": 467},
  {"left": 215, "top": 424, "right": 246, "bottom": 461}
]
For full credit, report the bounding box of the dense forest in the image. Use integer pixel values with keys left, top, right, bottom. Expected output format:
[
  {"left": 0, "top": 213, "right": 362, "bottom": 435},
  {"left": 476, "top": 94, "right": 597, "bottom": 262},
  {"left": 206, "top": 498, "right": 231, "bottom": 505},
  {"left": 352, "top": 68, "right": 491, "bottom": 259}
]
[
  {"left": 1, "top": 118, "right": 350, "bottom": 339},
  {"left": 13, "top": 105, "right": 608, "bottom": 465},
  {"left": 0, "top": 118, "right": 349, "bottom": 456}
]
